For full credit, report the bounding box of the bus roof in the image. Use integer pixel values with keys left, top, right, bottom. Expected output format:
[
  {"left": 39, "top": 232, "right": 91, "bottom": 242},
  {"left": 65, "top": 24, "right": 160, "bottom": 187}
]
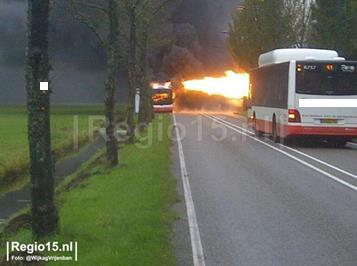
[
  {"left": 151, "top": 82, "right": 171, "bottom": 90},
  {"left": 258, "top": 49, "right": 345, "bottom": 67}
]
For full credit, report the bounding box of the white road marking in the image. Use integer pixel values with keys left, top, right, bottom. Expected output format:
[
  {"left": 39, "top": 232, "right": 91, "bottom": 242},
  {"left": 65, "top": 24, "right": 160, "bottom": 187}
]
[
  {"left": 173, "top": 114, "right": 206, "bottom": 266},
  {"left": 211, "top": 115, "right": 357, "bottom": 180},
  {"left": 279, "top": 144, "right": 357, "bottom": 180},
  {"left": 0, "top": 219, "right": 6, "bottom": 224},
  {"left": 204, "top": 114, "right": 357, "bottom": 192},
  {"left": 209, "top": 115, "right": 254, "bottom": 135}
]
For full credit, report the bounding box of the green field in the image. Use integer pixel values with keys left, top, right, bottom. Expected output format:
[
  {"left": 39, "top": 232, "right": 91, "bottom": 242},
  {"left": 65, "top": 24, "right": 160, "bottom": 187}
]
[
  {"left": 1, "top": 115, "right": 176, "bottom": 265},
  {"left": 0, "top": 105, "right": 107, "bottom": 191}
]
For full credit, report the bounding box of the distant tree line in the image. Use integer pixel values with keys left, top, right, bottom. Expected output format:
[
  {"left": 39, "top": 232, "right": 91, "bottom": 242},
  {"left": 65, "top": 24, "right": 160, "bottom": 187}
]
[{"left": 229, "top": 0, "right": 357, "bottom": 70}]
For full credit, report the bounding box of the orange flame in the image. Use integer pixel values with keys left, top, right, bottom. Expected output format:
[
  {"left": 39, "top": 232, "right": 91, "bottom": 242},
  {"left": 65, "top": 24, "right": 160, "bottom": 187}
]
[{"left": 183, "top": 71, "right": 249, "bottom": 99}]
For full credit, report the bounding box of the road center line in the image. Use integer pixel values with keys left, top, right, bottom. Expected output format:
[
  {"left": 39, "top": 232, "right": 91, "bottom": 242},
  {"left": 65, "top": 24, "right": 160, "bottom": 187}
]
[
  {"left": 279, "top": 144, "right": 357, "bottom": 179},
  {"left": 209, "top": 114, "right": 254, "bottom": 135},
  {"left": 204, "top": 114, "right": 357, "bottom": 192},
  {"left": 173, "top": 114, "right": 206, "bottom": 266},
  {"left": 210, "top": 114, "right": 357, "bottom": 180}
]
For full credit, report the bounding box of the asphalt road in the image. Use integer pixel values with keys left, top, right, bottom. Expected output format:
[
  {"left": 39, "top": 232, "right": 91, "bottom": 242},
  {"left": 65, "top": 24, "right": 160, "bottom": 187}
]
[{"left": 173, "top": 112, "right": 357, "bottom": 266}]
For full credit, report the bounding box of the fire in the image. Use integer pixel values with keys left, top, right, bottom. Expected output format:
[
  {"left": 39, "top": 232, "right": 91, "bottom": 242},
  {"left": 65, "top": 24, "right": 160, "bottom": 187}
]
[
  {"left": 153, "top": 92, "right": 170, "bottom": 103},
  {"left": 183, "top": 71, "right": 249, "bottom": 99}
]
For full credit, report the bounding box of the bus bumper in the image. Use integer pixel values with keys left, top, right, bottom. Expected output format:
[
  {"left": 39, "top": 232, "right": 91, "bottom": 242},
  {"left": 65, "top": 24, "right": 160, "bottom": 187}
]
[
  {"left": 284, "top": 124, "right": 357, "bottom": 138},
  {"left": 153, "top": 105, "right": 173, "bottom": 113}
]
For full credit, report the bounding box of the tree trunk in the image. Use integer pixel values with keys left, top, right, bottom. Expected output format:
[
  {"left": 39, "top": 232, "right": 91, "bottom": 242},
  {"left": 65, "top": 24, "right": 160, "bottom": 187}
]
[
  {"left": 104, "top": 0, "right": 119, "bottom": 166},
  {"left": 104, "top": 47, "right": 118, "bottom": 166},
  {"left": 126, "top": 8, "right": 137, "bottom": 143},
  {"left": 145, "top": 85, "right": 154, "bottom": 124},
  {"left": 299, "top": 0, "right": 308, "bottom": 47},
  {"left": 335, "top": 0, "right": 343, "bottom": 52},
  {"left": 138, "top": 30, "right": 149, "bottom": 126},
  {"left": 26, "top": 0, "right": 58, "bottom": 238},
  {"left": 138, "top": 83, "right": 148, "bottom": 130}
]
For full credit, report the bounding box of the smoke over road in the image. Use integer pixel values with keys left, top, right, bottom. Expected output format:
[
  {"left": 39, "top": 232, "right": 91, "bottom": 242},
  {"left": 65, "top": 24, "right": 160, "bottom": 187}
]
[
  {"left": 173, "top": 0, "right": 242, "bottom": 74},
  {"left": 0, "top": 0, "right": 241, "bottom": 104}
]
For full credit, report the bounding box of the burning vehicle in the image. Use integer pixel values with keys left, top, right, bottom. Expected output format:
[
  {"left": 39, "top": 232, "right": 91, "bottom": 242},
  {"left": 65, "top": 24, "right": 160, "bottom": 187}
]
[{"left": 152, "top": 82, "right": 174, "bottom": 113}]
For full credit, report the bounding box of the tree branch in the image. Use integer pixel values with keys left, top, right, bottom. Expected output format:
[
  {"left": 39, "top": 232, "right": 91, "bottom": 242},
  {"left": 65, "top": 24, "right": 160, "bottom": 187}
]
[
  {"left": 153, "top": 0, "right": 172, "bottom": 16},
  {"left": 81, "top": 1, "right": 109, "bottom": 16},
  {"left": 69, "top": 0, "right": 107, "bottom": 49}
]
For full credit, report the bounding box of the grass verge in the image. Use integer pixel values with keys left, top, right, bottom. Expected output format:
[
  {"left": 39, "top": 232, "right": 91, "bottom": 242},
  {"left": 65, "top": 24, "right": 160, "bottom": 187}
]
[
  {"left": 1, "top": 114, "right": 177, "bottom": 265},
  {"left": 0, "top": 105, "right": 125, "bottom": 193}
]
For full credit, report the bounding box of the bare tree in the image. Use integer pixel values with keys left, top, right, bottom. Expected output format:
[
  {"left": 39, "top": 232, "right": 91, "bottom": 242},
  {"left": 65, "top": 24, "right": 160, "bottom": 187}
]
[
  {"left": 123, "top": 0, "right": 138, "bottom": 143},
  {"left": 122, "top": 0, "right": 175, "bottom": 133},
  {"left": 69, "top": 0, "right": 120, "bottom": 166},
  {"left": 284, "top": 0, "right": 312, "bottom": 47},
  {"left": 26, "top": 0, "right": 58, "bottom": 237},
  {"left": 137, "top": 0, "right": 174, "bottom": 125}
]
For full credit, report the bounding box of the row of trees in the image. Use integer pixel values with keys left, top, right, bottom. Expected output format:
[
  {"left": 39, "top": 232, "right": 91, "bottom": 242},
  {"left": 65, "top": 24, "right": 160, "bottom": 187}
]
[
  {"left": 69, "top": 0, "right": 174, "bottom": 164},
  {"left": 310, "top": 0, "right": 357, "bottom": 59},
  {"left": 229, "top": 0, "right": 357, "bottom": 70},
  {"left": 27, "top": 0, "right": 174, "bottom": 238}
]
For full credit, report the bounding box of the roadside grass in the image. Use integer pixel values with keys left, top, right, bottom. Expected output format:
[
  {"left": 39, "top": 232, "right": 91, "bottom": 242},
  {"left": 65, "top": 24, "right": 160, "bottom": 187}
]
[
  {"left": 1, "top": 114, "right": 177, "bottom": 265},
  {"left": 0, "top": 105, "right": 119, "bottom": 192}
]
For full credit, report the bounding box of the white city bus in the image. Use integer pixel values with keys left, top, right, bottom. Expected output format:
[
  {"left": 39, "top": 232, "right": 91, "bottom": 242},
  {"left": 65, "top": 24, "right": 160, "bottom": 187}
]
[{"left": 248, "top": 48, "right": 357, "bottom": 145}]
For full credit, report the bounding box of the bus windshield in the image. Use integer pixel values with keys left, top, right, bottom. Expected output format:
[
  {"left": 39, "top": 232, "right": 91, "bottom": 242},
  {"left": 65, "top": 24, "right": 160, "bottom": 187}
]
[
  {"left": 152, "top": 89, "right": 173, "bottom": 105},
  {"left": 296, "top": 62, "right": 357, "bottom": 95}
]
